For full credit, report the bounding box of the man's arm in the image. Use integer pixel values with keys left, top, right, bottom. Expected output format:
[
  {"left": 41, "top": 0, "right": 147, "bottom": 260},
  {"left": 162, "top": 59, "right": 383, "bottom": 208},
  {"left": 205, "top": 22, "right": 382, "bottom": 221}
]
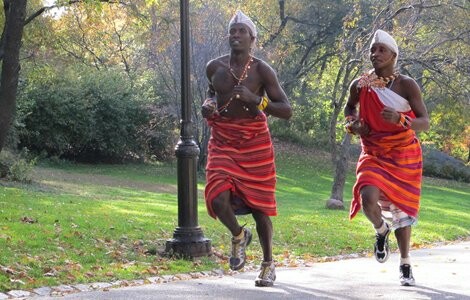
[
  {"left": 201, "top": 60, "right": 217, "bottom": 119},
  {"left": 380, "top": 76, "right": 430, "bottom": 132},
  {"left": 259, "top": 61, "right": 292, "bottom": 120}
]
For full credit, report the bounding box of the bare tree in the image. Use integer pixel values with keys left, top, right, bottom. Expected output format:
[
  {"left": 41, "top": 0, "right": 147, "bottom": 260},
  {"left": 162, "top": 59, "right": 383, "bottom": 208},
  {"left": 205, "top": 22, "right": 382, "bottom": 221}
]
[{"left": 327, "top": 0, "right": 470, "bottom": 208}]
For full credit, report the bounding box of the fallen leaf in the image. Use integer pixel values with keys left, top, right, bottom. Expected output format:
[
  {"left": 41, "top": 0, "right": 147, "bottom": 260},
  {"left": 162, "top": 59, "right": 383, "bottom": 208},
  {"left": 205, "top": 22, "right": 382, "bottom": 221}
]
[
  {"left": 44, "top": 271, "right": 57, "bottom": 277},
  {"left": 20, "top": 216, "right": 37, "bottom": 224},
  {"left": 0, "top": 265, "right": 16, "bottom": 275},
  {"left": 147, "top": 266, "right": 159, "bottom": 275},
  {"left": 10, "top": 279, "right": 25, "bottom": 285},
  {"left": 85, "top": 272, "right": 94, "bottom": 278},
  {"left": 67, "top": 274, "right": 76, "bottom": 281}
]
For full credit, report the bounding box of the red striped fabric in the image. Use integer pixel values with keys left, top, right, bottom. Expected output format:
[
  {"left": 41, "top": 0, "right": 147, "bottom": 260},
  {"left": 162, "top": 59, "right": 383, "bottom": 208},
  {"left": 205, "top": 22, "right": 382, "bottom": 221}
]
[
  {"left": 349, "top": 88, "right": 423, "bottom": 219},
  {"left": 205, "top": 114, "right": 277, "bottom": 218}
]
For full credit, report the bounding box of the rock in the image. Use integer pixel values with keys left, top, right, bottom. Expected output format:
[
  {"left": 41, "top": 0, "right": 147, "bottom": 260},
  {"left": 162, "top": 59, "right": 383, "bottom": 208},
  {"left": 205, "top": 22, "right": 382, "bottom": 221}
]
[
  {"left": 73, "top": 284, "right": 92, "bottom": 292},
  {"left": 53, "top": 285, "right": 75, "bottom": 293},
  {"left": 90, "top": 282, "right": 112, "bottom": 290},
  {"left": 33, "top": 286, "right": 52, "bottom": 296},
  {"left": 7, "top": 290, "right": 32, "bottom": 298}
]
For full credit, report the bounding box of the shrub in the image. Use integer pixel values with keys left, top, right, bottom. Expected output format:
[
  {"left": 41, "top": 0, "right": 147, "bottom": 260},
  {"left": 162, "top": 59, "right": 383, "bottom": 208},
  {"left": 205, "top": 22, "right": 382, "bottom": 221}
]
[
  {"left": 16, "top": 67, "right": 151, "bottom": 162},
  {"left": 269, "top": 101, "right": 331, "bottom": 150},
  {"left": 0, "top": 149, "right": 36, "bottom": 183},
  {"left": 140, "top": 105, "right": 178, "bottom": 161}
]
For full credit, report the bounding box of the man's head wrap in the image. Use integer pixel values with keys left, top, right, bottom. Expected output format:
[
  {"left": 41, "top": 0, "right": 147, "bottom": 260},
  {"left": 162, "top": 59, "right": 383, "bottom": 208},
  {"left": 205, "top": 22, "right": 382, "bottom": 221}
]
[
  {"left": 370, "top": 30, "right": 399, "bottom": 60},
  {"left": 228, "top": 10, "right": 257, "bottom": 38}
]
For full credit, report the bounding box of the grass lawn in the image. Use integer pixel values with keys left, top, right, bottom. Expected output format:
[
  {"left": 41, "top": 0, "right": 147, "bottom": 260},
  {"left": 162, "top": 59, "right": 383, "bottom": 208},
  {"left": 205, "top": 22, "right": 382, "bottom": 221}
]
[{"left": 0, "top": 143, "right": 469, "bottom": 291}]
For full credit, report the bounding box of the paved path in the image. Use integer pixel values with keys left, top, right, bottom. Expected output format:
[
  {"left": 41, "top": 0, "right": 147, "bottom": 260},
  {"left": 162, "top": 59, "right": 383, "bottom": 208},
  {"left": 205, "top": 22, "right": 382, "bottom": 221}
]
[{"left": 16, "top": 241, "right": 470, "bottom": 299}]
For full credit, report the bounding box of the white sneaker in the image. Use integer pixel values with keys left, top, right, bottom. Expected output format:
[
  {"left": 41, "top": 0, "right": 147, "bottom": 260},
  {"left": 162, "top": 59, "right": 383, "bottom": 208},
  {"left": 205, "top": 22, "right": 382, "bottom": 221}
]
[{"left": 399, "top": 264, "right": 416, "bottom": 286}]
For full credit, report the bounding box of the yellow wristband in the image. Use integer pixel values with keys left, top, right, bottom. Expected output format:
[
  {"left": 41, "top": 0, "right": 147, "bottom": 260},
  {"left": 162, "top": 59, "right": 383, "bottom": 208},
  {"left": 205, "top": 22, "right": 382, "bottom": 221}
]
[{"left": 257, "top": 96, "right": 269, "bottom": 111}]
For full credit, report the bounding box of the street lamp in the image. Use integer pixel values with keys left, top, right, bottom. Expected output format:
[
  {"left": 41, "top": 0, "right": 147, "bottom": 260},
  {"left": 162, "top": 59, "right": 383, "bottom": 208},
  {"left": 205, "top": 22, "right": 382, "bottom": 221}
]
[{"left": 165, "top": 0, "right": 211, "bottom": 258}]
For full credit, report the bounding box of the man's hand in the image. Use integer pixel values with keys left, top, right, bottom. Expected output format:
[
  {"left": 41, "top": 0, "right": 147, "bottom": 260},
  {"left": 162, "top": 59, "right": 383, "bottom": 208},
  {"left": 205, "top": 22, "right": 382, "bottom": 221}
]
[
  {"left": 202, "top": 98, "right": 216, "bottom": 118},
  {"left": 232, "top": 85, "right": 259, "bottom": 106}
]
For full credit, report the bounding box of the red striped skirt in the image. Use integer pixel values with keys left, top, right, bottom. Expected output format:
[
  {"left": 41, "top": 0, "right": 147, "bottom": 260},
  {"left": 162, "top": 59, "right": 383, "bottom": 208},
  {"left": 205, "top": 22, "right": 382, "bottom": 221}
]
[
  {"left": 205, "top": 114, "right": 277, "bottom": 218},
  {"left": 350, "top": 130, "right": 423, "bottom": 219}
]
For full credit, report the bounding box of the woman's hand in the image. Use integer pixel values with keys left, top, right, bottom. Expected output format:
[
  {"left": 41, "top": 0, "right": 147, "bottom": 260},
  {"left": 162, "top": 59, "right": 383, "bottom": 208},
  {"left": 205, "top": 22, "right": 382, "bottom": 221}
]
[
  {"left": 352, "top": 119, "right": 370, "bottom": 136},
  {"left": 347, "top": 118, "right": 370, "bottom": 136}
]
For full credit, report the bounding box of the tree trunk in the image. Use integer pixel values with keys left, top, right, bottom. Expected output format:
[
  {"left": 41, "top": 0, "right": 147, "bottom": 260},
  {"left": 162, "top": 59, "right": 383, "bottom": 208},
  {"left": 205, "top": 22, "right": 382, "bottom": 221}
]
[
  {"left": 0, "top": 0, "right": 27, "bottom": 153},
  {"left": 326, "top": 133, "right": 352, "bottom": 210}
]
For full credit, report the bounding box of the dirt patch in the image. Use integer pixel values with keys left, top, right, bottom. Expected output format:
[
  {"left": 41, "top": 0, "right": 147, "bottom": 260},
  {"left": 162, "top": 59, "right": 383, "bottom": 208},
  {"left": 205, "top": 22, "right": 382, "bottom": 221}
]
[{"left": 273, "top": 139, "right": 331, "bottom": 159}]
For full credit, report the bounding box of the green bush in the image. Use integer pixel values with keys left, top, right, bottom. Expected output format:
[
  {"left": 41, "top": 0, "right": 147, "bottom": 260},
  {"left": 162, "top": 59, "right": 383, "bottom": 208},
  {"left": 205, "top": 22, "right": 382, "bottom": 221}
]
[
  {"left": 0, "top": 150, "right": 14, "bottom": 178},
  {"left": 0, "top": 149, "right": 36, "bottom": 183},
  {"left": 16, "top": 67, "right": 151, "bottom": 162},
  {"left": 269, "top": 101, "right": 332, "bottom": 150},
  {"left": 140, "top": 105, "right": 178, "bottom": 161}
]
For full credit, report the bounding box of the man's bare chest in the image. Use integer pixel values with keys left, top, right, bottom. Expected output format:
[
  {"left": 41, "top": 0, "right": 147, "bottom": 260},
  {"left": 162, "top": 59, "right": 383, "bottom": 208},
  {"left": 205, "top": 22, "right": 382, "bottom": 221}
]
[{"left": 211, "top": 67, "right": 262, "bottom": 96}]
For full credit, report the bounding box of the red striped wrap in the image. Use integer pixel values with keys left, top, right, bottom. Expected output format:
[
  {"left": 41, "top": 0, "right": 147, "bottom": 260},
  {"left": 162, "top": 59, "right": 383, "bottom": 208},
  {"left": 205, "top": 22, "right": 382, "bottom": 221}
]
[
  {"left": 349, "top": 88, "right": 423, "bottom": 219},
  {"left": 205, "top": 113, "right": 277, "bottom": 218}
]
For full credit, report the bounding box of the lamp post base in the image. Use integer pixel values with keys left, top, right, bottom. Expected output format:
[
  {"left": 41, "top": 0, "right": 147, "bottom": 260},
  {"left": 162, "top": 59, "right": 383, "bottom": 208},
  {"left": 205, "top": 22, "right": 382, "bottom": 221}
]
[{"left": 165, "top": 227, "right": 212, "bottom": 258}]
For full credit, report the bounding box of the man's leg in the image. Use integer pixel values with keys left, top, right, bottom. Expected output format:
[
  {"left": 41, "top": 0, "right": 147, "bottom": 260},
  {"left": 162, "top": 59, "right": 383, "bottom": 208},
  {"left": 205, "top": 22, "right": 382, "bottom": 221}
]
[
  {"left": 211, "top": 190, "right": 242, "bottom": 236},
  {"left": 395, "top": 226, "right": 411, "bottom": 259},
  {"left": 360, "top": 185, "right": 391, "bottom": 263},
  {"left": 252, "top": 211, "right": 275, "bottom": 287},
  {"left": 395, "top": 226, "right": 415, "bottom": 286},
  {"left": 360, "top": 185, "right": 382, "bottom": 227},
  {"left": 211, "top": 191, "right": 252, "bottom": 271},
  {"left": 252, "top": 211, "right": 273, "bottom": 262}
]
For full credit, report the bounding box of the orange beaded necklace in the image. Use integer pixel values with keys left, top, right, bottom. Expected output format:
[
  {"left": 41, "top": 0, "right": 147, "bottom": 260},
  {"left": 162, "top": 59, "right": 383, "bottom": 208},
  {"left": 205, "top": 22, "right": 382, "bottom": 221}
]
[{"left": 358, "top": 70, "right": 400, "bottom": 89}]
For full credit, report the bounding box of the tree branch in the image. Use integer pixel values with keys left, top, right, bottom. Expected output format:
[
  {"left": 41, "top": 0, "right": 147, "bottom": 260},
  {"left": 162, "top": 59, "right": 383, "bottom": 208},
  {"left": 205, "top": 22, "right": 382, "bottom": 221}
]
[
  {"left": 420, "top": 30, "right": 470, "bottom": 57},
  {"left": 24, "top": 0, "right": 128, "bottom": 26},
  {"left": 262, "top": 0, "right": 288, "bottom": 48},
  {"left": 386, "top": 3, "right": 443, "bottom": 21}
]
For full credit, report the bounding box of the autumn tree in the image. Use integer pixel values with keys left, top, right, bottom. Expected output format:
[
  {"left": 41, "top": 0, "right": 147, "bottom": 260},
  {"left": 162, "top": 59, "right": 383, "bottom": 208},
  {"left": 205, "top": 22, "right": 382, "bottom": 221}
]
[
  {"left": 0, "top": 0, "right": 27, "bottom": 158},
  {"left": 0, "top": 0, "right": 140, "bottom": 168}
]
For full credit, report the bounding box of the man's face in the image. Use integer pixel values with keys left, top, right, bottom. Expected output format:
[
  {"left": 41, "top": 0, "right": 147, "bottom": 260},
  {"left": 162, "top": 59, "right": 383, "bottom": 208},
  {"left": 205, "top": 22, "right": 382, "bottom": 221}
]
[
  {"left": 229, "top": 23, "right": 254, "bottom": 51},
  {"left": 370, "top": 43, "right": 396, "bottom": 68}
]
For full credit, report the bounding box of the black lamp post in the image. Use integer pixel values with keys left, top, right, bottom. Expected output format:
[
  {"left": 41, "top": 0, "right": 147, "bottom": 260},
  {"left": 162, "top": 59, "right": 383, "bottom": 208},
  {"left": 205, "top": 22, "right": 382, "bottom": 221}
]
[{"left": 165, "top": 0, "right": 211, "bottom": 258}]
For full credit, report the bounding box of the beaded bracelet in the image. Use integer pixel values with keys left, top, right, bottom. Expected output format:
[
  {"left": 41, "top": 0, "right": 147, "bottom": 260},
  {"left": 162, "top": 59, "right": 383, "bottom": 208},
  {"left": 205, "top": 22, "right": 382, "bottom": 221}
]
[
  {"left": 203, "top": 98, "right": 216, "bottom": 108},
  {"left": 257, "top": 96, "right": 269, "bottom": 111},
  {"left": 344, "top": 115, "right": 356, "bottom": 134},
  {"left": 398, "top": 113, "right": 413, "bottom": 129}
]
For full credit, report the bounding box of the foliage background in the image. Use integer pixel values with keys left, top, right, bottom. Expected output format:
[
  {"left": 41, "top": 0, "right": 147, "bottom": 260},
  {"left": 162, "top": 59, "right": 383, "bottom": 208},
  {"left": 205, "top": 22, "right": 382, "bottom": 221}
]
[
  {"left": 0, "top": 0, "right": 469, "bottom": 292},
  {"left": 3, "top": 0, "right": 467, "bottom": 164}
]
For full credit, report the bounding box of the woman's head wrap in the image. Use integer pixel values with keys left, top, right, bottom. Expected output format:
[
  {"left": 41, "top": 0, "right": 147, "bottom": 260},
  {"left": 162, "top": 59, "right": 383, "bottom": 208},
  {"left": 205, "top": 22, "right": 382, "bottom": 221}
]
[
  {"left": 370, "top": 30, "right": 399, "bottom": 60},
  {"left": 228, "top": 10, "right": 257, "bottom": 38}
]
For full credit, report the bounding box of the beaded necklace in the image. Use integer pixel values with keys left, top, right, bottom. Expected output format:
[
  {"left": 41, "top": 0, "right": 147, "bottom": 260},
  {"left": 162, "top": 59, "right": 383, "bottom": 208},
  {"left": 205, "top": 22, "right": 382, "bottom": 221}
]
[
  {"left": 358, "top": 70, "right": 400, "bottom": 89},
  {"left": 217, "top": 55, "right": 253, "bottom": 113}
]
